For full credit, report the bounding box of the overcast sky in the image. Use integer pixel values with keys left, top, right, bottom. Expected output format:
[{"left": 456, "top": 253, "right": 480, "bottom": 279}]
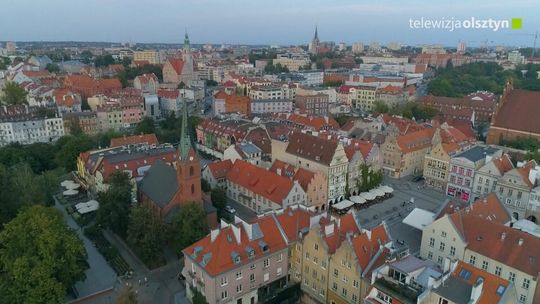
[{"left": 1, "top": 0, "right": 539, "bottom": 47}]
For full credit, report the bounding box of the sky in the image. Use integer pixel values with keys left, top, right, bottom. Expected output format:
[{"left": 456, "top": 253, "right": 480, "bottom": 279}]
[{"left": 1, "top": 0, "right": 539, "bottom": 47}]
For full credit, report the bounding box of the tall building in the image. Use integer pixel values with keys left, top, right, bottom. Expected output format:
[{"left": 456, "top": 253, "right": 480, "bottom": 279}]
[
  {"left": 181, "top": 31, "right": 195, "bottom": 87},
  {"left": 308, "top": 26, "right": 320, "bottom": 54}
]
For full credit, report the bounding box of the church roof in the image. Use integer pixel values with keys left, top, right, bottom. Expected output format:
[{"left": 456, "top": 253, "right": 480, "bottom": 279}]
[{"left": 139, "top": 160, "right": 179, "bottom": 207}]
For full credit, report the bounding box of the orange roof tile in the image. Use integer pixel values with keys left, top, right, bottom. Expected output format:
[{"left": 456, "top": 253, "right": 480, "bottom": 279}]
[
  {"left": 226, "top": 160, "right": 295, "bottom": 205},
  {"left": 451, "top": 261, "right": 511, "bottom": 304},
  {"left": 207, "top": 159, "right": 233, "bottom": 180},
  {"left": 396, "top": 128, "right": 435, "bottom": 153},
  {"left": 167, "top": 57, "right": 185, "bottom": 75},
  {"left": 110, "top": 134, "right": 159, "bottom": 147}
]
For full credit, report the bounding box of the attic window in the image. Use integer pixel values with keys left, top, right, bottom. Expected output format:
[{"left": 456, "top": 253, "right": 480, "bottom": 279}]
[
  {"left": 496, "top": 285, "right": 506, "bottom": 295},
  {"left": 192, "top": 245, "right": 203, "bottom": 259},
  {"left": 231, "top": 251, "right": 241, "bottom": 264},
  {"left": 458, "top": 269, "right": 471, "bottom": 280},
  {"left": 245, "top": 246, "right": 255, "bottom": 258},
  {"left": 259, "top": 240, "right": 269, "bottom": 252}
]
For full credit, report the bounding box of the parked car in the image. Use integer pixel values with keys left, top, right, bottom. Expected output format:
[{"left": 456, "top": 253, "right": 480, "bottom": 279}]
[
  {"left": 225, "top": 205, "right": 236, "bottom": 214},
  {"left": 412, "top": 176, "right": 425, "bottom": 182}
]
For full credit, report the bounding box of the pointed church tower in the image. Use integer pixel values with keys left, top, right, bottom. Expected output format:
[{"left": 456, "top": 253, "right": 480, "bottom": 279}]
[
  {"left": 309, "top": 25, "right": 320, "bottom": 54},
  {"left": 175, "top": 97, "right": 202, "bottom": 205},
  {"left": 180, "top": 30, "right": 195, "bottom": 87}
]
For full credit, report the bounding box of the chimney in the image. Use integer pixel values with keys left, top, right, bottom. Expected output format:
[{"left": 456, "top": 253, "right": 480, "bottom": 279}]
[
  {"left": 501, "top": 232, "right": 506, "bottom": 240},
  {"left": 518, "top": 238, "right": 524, "bottom": 246},
  {"left": 277, "top": 168, "right": 282, "bottom": 176}
]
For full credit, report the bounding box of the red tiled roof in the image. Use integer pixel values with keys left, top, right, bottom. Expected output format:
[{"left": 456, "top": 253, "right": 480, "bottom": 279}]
[
  {"left": 451, "top": 261, "right": 511, "bottom": 304},
  {"left": 286, "top": 132, "right": 339, "bottom": 166},
  {"left": 491, "top": 154, "right": 514, "bottom": 175},
  {"left": 110, "top": 134, "right": 159, "bottom": 147},
  {"left": 275, "top": 207, "right": 312, "bottom": 242},
  {"left": 226, "top": 160, "right": 295, "bottom": 205},
  {"left": 461, "top": 215, "right": 540, "bottom": 277},
  {"left": 207, "top": 159, "right": 233, "bottom": 180},
  {"left": 344, "top": 139, "right": 374, "bottom": 161},
  {"left": 447, "top": 193, "right": 511, "bottom": 233},
  {"left": 183, "top": 215, "right": 288, "bottom": 276},
  {"left": 396, "top": 128, "right": 435, "bottom": 153},
  {"left": 167, "top": 58, "right": 185, "bottom": 75},
  {"left": 22, "top": 70, "right": 51, "bottom": 78},
  {"left": 157, "top": 89, "right": 180, "bottom": 99},
  {"left": 351, "top": 223, "right": 390, "bottom": 269},
  {"left": 515, "top": 160, "right": 537, "bottom": 188}
]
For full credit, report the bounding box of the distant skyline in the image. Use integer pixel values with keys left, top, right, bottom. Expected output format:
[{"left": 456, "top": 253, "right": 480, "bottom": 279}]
[{"left": 2, "top": 0, "right": 539, "bottom": 48}]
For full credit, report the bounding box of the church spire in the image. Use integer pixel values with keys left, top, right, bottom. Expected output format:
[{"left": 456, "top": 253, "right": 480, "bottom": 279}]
[
  {"left": 178, "top": 97, "right": 191, "bottom": 160},
  {"left": 184, "top": 30, "right": 190, "bottom": 52},
  {"left": 314, "top": 25, "right": 318, "bottom": 40}
]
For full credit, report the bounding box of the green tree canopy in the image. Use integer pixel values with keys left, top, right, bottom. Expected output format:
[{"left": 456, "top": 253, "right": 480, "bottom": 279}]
[
  {"left": 97, "top": 171, "right": 133, "bottom": 237},
  {"left": 126, "top": 204, "right": 166, "bottom": 264},
  {"left": 135, "top": 117, "right": 156, "bottom": 135},
  {"left": 168, "top": 203, "right": 209, "bottom": 252},
  {"left": 45, "top": 63, "right": 60, "bottom": 73},
  {"left": 210, "top": 188, "right": 227, "bottom": 218},
  {"left": 0, "top": 205, "right": 88, "bottom": 303},
  {"left": 1, "top": 81, "right": 28, "bottom": 105},
  {"left": 54, "top": 134, "right": 95, "bottom": 171}
]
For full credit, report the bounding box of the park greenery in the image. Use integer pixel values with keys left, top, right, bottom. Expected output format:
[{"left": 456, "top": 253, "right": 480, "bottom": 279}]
[
  {"left": 168, "top": 202, "right": 210, "bottom": 253},
  {"left": 1, "top": 81, "right": 28, "bottom": 105},
  {"left": 45, "top": 62, "right": 61, "bottom": 73},
  {"left": 372, "top": 100, "right": 439, "bottom": 121},
  {"left": 116, "top": 64, "right": 163, "bottom": 87},
  {"left": 501, "top": 137, "right": 540, "bottom": 164},
  {"left": 126, "top": 204, "right": 167, "bottom": 266},
  {"left": 0, "top": 205, "right": 88, "bottom": 303},
  {"left": 264, "top": 62, "right": 290, "bottom": 74},
  {"left": 210, "top": 187, "right": 227, "bottom": 219},
  {"left": 427, "top": 62, "right": 540, "bottom": 97},
  {"left": 97, "top": 171, "right": 133, "bottom": 237}
]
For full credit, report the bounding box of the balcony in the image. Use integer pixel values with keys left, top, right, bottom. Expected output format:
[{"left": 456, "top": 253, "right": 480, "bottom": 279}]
[{"left": 372, "top": 277, "right": 422, "bottom": 304}]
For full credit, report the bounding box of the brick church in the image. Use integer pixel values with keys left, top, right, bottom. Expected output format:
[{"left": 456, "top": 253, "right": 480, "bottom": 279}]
[{"left": 138, "top": 91, "right": 216, "bottom": 227}]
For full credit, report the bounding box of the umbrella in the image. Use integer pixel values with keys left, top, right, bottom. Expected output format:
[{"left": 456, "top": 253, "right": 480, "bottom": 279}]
[
  {"left": 360, "top": 192, "right": 376, "bottom": 201},
  {"left": 65, "top": 183, "right": 81, "bottom": 190},
  {"left": 63, "top": 189, "right": 79, "bottom": 196},
  {"left": 380, "top": 185, "right": 394, "bottom": 193},
  {"left": 350, "top": 196, "right": 366, "bottom": 205},
  {"left": 371, "top": 188, "right": 385, "bottom": 197},
  {"left": 61, "top": 180, "right": 74, "bottom": 187}
]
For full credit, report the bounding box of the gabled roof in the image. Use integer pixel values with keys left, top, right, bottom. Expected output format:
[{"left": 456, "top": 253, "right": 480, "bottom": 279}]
[
  {"left": 461, "top": 215, "right": 540, "bottom": 277},
  {"left": 351, "top": 223, "right": 390, "bottom": 270},
  {"left": 182, "top": 214, "right": 288, "bottom": 276},
  {"left": 344, "top": 139, "right": 374, "bottom": 161},
  {"left": 157, "top": 89, "right": 180, "bottom": 99},
  {"left": 207, "top": 159, "right": 233, "bottom": 180},
  {"left": 447, "top": 194, "right": 512, "bottom": 231},
  {"left": 275, "top": 207, "right": 312, "bottom": 242},
  {"left": 493, "top": 89, "right": 540, "bottom": 134},
  {"left": 396, "top": 128, "right": 435, "bottom": 153},
  {"left": 226, "top": 160, "right": 295, "bottom": 205},
  {"left": 286, "top": 132, "right": 338, "bottom": 165},
  {"left": 110, "top": 134, "right": 159, "bottom": 147},
  {"left": 166, "top": 57, "right": 185, "bottom": 75}
]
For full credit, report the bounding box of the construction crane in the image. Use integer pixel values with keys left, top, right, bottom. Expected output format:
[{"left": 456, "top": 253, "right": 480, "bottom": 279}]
[{"left": 511, "top": 31, "right": 538, "bottom": 58}]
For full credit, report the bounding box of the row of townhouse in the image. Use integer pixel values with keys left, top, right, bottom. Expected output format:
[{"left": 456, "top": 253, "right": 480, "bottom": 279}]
[
  {"left": 0, "top": 105, "right": 64, "bottom": 146},
  {"left": 419, "top": 193, "right": 540, "bottom": 304},
  {"left": 182, "top": 206, "right": 395, "bottom": 304}
]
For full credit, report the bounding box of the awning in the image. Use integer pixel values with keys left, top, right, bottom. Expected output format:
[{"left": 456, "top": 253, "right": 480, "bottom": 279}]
[
  {"left": 380, "top": 185, "right": 394, "bottom": 193},
  {"left": 65, "top": 183, "right": 81, "bottom": 190},
  {"left": 332, "top": 199, "right": 354, "bottom": 210},
  {"left": 349, "top": 196, "right": 366, "bottom": 205},
  {"left": 360, "top": 192, "right": 376, "bottom": 201},
  {"left": 63, "top": 189, "right": 79, "bottom": 196},
  {"left": 402, "top": 208, "right": 435, "bottom": 230},
  {"left": 370, "top": 188, "right": 385, "bottom": 197},
  {"left": 75, "top": 200, "right": 100, "bottom": 214},
  {"left": 61, "top": 180, "right": 74, "bottom": 187}
]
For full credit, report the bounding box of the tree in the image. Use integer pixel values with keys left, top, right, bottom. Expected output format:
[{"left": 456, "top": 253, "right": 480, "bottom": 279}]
[
  {"left": 54, "top": 134, "right": 94, "bottom": 171},
  {"left": 0, "top": 205, "right": 87, "bottom": 303},
  {"left": 135, "top": 117, "right": 156, "bottom": 135},
  {"left": 126, "top": 204, "right": 165, "bottom": 265},
  {"left": 191, "top": 287, "right": 209, "bottom": 304},
  {"left": 1, "top": 81, "right": 28, "bottom": 105},
  {"left": 210, "top": 188, "right": 227, "bottom": 218},
  {"left": 372, "top": 101, "right": 389, "bottom": 114},
  {"left": 45, "top": 63, "right": 60, "bottom": 73},
  {"left": 201, "top": 179, "right": 211, "bottom": 192},
  {"left": 168, "top": 203, "right": 209, "bottom": 252},
  {"left": 333, "top": 115, "right": 350, "bottom": 127},
  {"left": 80, "top": 50, "right": 93, "bottom": 64},
  {"left": 97, "top": 171, "right": 132, "bottom": 237},
  {"left": 116, "top": 286, "right": 138, "bottom": 304},
  {"left": 94, "top": 54, "right": 115, "bottom": 67}
]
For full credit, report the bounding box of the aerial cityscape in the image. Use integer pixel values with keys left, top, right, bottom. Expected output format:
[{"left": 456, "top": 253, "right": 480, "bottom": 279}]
[{"left": 1, "top": 1, "right": 540, "bottom": 304}]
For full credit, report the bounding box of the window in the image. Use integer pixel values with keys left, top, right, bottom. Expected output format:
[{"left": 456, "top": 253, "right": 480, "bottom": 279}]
[
  {"left": 519, "top": 294, "right": 526, "bottom": 303},
  {"left": 236, "top": 271, "right": 242, "bottom": 280},
  {"left": 353, "top": 280, "right": 359, "bottom": 288},
  {"left": 438, "top": 298, "right": 449, "bottom": 304},
  {"left": 441, "top": 231, "right": 447, "bottom": 237},
  {"left": 332, "top": 282, "right": 337, "bottom": 291},
  {"left": 342, "top": 288, "right": 347, "bottom": 296},
  {"left": 450, "top": 246, "right": 456, "bottom": 256},
  {"left": 439, "top": 242, "right": 446, "bottom": 252},
  {"left": 264, "top": 259, "right": 269, "bottom": 268},
  {"left": 428, "top": 251, "right": 433, "bottom": 260},
  {"left": 334, "top": 269, "right": 339, "bottom": 277},
  {"left": 305, "top": 252, "right": 310, "bottom": 260},
  {"left": 469, "top": 255, "right": 476, "bottom": 265},
  {"left": 482, "top": 260, "right": 489, "bottom": 271},
  {"left": 277, "top": 267, "right": 282, "bottom": 276},
  {"left": 314, "top": 244, "right": 319, "bottom": 251},
  {"left": 250, "top": 264, "right": 256, "bottom": 270},
  {"left": 342, "top": 274, "right": 348, "bottom": 283},
  {"left": 429, "top": 237, "right": 435, "bottom": 247},
  {"left": 277, "top": 253, "right": 283, "bottom": 262},
  {"left": 352, "top": 294, "right": 358, "bottom": 303},
  {"left": 523, "top": 278, "right": 530, "bottom": 289},
  {"left": 321, "top": 260, "right": 327, "bottom": 269},
  {"left": 313, "top": 257, "right": 318, "bottom": 264},
  {"left": 221, "top": 291, "right": 228, "bottom": 300},
  {"left": 437, "top": 256, "right": 443, "bottom": 265},
  {"left": 495, "top": 266, "right": 502, "bottom": 276},
  {"left": 221, "top": 276, "right": 228, "bottom": 286},
  {"left": 250, "top": 273, "right": 255, "bottom": 282},
  {"left": 509, "top": 272, "right": 516, "bottom": 282},
  {"left": 236, "top": 284, "right": 243, "bottom": 293}
]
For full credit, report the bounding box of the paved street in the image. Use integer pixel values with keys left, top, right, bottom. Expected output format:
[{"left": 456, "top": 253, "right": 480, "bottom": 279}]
[
  {"left": 53, "top": 197, "right": 117, "bottom": 300},
  {"left": 226, "top": 197, "right": 259, "bottom": 222}
]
